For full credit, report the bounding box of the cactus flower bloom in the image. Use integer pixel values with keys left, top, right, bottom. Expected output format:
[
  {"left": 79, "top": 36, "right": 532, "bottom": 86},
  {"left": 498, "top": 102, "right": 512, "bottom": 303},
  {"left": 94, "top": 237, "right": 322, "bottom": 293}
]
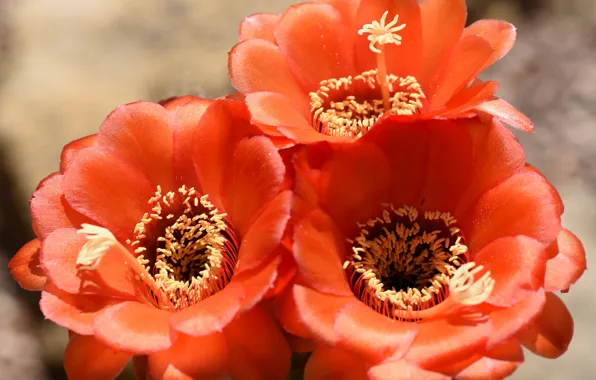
[
  {"left": 229, "top": 0, "right": 532, "bottom": 144},
  {"left": 279, "top": 116, "right": 585, "bottom": 378},
  {"left": 10, "top": 97, "right": 292, "bottom": 379}
]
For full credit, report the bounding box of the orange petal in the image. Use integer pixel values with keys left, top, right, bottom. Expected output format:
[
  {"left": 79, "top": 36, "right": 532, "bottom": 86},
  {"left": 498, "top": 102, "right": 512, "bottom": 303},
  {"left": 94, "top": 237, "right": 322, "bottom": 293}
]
[
  {"left": 235, "top": 191, "right": 290, "bottom": 273},
  {"left": 40, "top": 284, "right": 117, "bottom": 335},
  {"left": 8, "top": 238, "right": 46, "bottom": 291},
  {"left": 319, "top": 140, "right": 392, "bottom": 235},
  {"left": 166, "top": 96, "right": 213, "bottom": 190},
  {"left": 464, "top": 168, "right": 563, "bottom": 252},
  {"left": 544, "top": 228, "right": 586, "bottom": 292},
  {"left": 455, "top": 339, "right": 523, "bottom": 379},
  {"left": 62, "top": 147, "right": 154, "bottom": 240},
  {"left": 60, "top": 134, "right": 97, "bottom": 174},
  {"left": 192, "top": 99, "right": 253, "bottom": 209},
  {"left": 229, "top": 40, "right": 307, "bottom": 109},
  {"left": 456, "top": 118, "right": 526, "bottom": 215},
  {"left": 418, "top": 0, "right": 467, "bottom": 92},
  {"left": 244, "top": 91, "right": 311, "bottom": 137},
  {"left": 293, "top": 285, "right": 353, "bottom": 345},
  {"left": 418, "top": 120, "right": 474, "bottom": 212},
  {"left": 462, "top": 20, "right": 517, "bottom": 74},
  {"left": 234, "top": 254, "right": 281, "bottom": 311},
  {"left": 280, "top": 123, "right": 339, "bottom": 144},
  {"left": 30, "top": 174, "right": 90, "bottom": 239},
  {"left": 97, "top": 102, "right": 175, "bottom": 191},
  {"left": 224, "top": 306, "right": 291, "bottom": 379},
  {"left": 316, "top": 0, "right": 358, "bottom": 29},
  {"left": 94, "top": 301, "right": 173, "bottom": 353},
  {"left": 438, "top": 80, "right": 499, "bottom": 117},
  {"left": 221, "top": 135, "right": 285, "bottom": 235},
  {"left": 486, "top": 289, "right": 546, "bottom": 349},
  {"left": 363, "top": 119, "right": 429, "bottom": 207},
  {"left": 517, "top": 292, "right": 574, "bottom": 358},
  {"left": 293, "top": 208, "right": 353, "bottom": 296},
  {"left": 274, "top": 286, "right": 313, "bottom": 339},
  {"left": 354, "top": 0, "right": 422, "bottom": 77},
  {"left": 267, "top": 245, "right": 298, "bottom": 298},
  {"left": 275, "top": 3, "right": 355, "bottom": 92},
  {"left": 429, "top": 35, "right": 494, "bottom": 108},
  {"left": 40, "top": 228, "right": 87, "bottom": 294},
  {"left": 405, "top": 316, "right": 492, "bottom": 370},
  {"left": 40, "top": 227, "right": 138, "bottom": 298},
  {"left": 474, "top": 236, "right": 547, "bottom": 307},
  {"left": 81, "top": 241, "right": 140, "bottom": 298},
  {"left": 147, "top": 333, "right": 228, "bottom": 380},
  {"left": 474, "top": 98, "right": 534, "bottom": 132},
  {"left": 369, "top": 360, "right": 450, "bottom": 380},
  {"left": 238, "top": 13, "right": 279, "bottom": 42},
  {"left": 292, "top": 144, "right": 334, "bottom": 208},
  {"left": 305, "top": 346, "right": 369, "bottom": 380},
  {"left": 334, "top": 301, "right": 417, "bottom": 363},
  {"left": 64, "top": 334, "right": 132, "bottom": 380},
  {"left": 170, "top": 283, "right": 243, "bottom": 337}
]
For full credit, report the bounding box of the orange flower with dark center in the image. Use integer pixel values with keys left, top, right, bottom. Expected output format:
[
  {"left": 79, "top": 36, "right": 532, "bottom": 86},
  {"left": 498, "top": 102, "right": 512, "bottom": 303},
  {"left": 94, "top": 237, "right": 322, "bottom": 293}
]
[
  {"left": 229, "top": 0, "right": 532, "bottom": 143},
  {"left": 277, "top": 116, "right": 585, "bottom": 378},
  {"left": 9, "top": 96, "right": 292, "bottom": 379}
]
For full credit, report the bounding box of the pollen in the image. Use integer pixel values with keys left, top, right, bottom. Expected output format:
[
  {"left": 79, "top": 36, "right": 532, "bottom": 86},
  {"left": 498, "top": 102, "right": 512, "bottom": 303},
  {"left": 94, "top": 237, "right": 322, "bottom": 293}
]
[
  {"left": 129, "top": 185, "right": 239, "bottom": 311},
  {"left": 343, "top": 204, "right": 492, "bottom": 322},
  {"left": 358, "top": 11, "right": 406, "bottom": 54},
  {"left": 308, "top": 10, "right": 425, "bottom": 137},
  {"left": 309, "top": 71, "right": 425, "bottom": 137},
  {"left": 76, "top": 185, "right": 239, "bottom": 312}
]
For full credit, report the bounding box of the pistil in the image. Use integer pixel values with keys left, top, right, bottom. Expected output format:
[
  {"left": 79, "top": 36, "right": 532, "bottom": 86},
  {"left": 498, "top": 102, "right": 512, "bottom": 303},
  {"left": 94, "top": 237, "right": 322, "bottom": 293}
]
[
  {"left": 376, "top": 45, "right": 391, "bottom": 111},
  {"left": 309, "top": 11, "right": 423, "bottom": 137},
  {"left": 76, "top": 223, "right": 163, "bottom": 295},
  {"left": 358, "top": 11, "right": 407, "bottom": 112}
]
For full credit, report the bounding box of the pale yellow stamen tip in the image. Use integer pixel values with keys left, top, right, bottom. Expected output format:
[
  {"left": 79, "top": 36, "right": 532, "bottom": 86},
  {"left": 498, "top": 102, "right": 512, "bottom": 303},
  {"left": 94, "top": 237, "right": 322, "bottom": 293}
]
[
  {"left": 358, "top": 10, "right": 406, "bottom": 54},
  {"left": 449, "top": 262, "right": 495, "bottom": 306},
  {"left": 76, "top": 223, "right": 116, "bottom": 270}
]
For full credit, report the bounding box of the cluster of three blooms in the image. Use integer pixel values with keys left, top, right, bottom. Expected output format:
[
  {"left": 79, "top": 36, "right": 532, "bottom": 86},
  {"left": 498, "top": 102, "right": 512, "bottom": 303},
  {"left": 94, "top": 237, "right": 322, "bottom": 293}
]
[{"left": 8, "top": 0, "right": 586, "bottom": 379}]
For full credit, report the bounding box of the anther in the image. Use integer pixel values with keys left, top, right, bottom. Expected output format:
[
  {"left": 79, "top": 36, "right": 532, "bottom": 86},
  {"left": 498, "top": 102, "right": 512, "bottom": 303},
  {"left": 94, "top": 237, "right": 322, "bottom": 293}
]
[{"left": 344, "top": 204, "right": 484, "bottom": 321}]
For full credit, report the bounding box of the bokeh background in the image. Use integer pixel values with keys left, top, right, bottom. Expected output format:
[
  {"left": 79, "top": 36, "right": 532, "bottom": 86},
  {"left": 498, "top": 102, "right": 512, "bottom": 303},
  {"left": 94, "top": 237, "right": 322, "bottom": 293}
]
[{"left": 0, "top": 0, "right": 594, "bottom": 379}]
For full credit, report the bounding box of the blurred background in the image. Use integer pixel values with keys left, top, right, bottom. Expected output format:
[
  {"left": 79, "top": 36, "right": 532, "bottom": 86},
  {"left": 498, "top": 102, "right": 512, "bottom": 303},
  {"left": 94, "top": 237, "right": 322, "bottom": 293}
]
[{"left": 0, "top": 0, "right": 594, "bottom": 379}]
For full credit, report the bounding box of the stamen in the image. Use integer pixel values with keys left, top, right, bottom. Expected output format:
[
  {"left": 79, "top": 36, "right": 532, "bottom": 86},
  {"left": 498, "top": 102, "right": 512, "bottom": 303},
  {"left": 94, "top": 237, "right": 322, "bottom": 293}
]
[
  {"left": 309, "top": 72, "right": 425, "bottom": 137},
  {"left": 344, "top": 204, "right": 492, "bottom": 322},
  {"left": 359, "top": 11, "right": 407, "bottom": 110},
  {"left": 308, "top": 11, "right": 426, "bottom": 138},
  {"left": 75, "top": 186, "right": 239, "bottom": 312},
  {"left": 129, "top": 185, "right": 239, "bottom": 311}
]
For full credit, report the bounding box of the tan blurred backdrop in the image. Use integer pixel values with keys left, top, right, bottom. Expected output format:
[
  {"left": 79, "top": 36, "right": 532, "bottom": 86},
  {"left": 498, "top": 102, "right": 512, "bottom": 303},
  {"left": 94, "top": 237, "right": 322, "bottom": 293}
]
[{"left": 0, "top": 0, "right": 594, "bottom": 379}]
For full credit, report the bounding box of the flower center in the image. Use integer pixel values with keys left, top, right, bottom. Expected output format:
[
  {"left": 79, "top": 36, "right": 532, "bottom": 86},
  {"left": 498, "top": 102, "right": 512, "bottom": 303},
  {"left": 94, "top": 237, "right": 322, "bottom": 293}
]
[
  {"left": 343, "top": 204, "right": 494, "bottom": 321},
  {"left": 310, "top": 11, "right": 426, "bottom": 138},
  {"left": 76, "top": 185, "right": 239, "bottom": 312}
]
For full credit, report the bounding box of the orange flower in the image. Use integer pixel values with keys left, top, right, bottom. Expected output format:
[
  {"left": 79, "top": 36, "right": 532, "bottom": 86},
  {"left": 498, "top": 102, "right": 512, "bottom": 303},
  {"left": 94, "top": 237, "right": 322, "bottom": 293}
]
[
  {"left": 229, "top": 0, "right": 532, "bottom": 143},
  {"left": 9, "top": 96, "right": 292, "bottom": 379},
  {"left": 278, "top": 116, "right": 585, "bottom": 378}
]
